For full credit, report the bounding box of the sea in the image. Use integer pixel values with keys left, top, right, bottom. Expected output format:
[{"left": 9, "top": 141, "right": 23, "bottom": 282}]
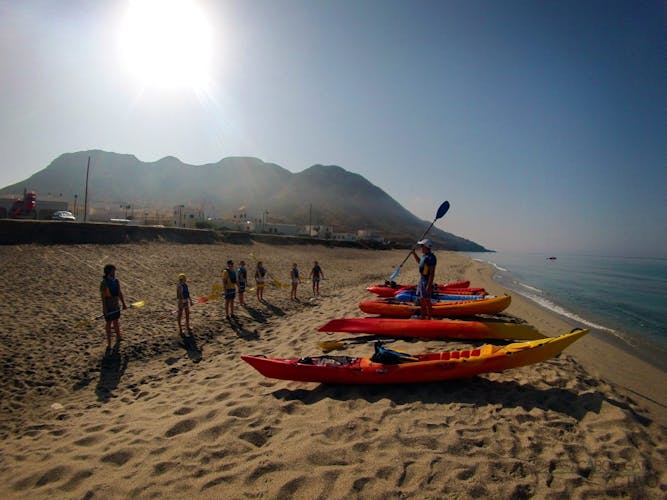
[{"left": 465, "top": 252, "right": 667, "bottom": 371}]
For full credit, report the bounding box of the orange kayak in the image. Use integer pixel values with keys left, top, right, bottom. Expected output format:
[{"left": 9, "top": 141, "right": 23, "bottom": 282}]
[
  {"left": 359, "top": 295, "right": 511, "bottom": 318},
  {"left": 318, "top": 317, "right": 545, "bottom": 340},
  {"left": 241, "top": 329, "right": 588, "bottom": 384}
]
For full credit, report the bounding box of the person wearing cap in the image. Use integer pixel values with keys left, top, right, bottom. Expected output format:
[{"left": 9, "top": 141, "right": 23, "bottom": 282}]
[
  {"left": 177, "top": 273, "right": 193, "bottom": 336},
  {"left": 411, "top": 239, "right": 437, "bottom": 319},
  {"left": 221, "top": 260, "right": 237, "bottom": 319}
]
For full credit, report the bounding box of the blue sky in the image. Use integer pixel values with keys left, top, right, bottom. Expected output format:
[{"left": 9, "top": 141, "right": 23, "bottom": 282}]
[{"left": 0, "top": 0, "right": 665, "bottom": 257}]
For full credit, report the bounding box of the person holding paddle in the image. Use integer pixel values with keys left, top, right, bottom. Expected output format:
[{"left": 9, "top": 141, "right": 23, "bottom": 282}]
[
  {"left": 177, "top": 273, "right": 193, "bottom": 336},
  {"left": 222, "top": 259, "right": 237, "bottom": 319},
  {"left": 100, "top": 264, "right": 127, "bottom": 348},
  {"left": 411, "top": 239, "right": 437, "bottom": 319},
  {"left": 255, "top": 261, "right": 267, "bottom": 302}
]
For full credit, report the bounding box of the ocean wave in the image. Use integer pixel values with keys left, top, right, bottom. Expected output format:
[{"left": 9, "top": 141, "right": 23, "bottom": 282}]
[
  {"left": 514, "top": 289, "right": 615, "bottom": 333},
  {"left": 489, "top": 262, "right": 508, "bottom": 272},
  {"left": 517, "top": 281, "right": 542, "bottom": 294}
]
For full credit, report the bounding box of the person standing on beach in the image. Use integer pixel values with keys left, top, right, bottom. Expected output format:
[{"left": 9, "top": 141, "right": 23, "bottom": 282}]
[
  {"left": 100, "top": 264, "right": 127, "bottom": 348},
  {"left": 237, "top": 260, "right": 248, "bottom": 306},
  {"left": 221, "top": 260, "right": 237, "bottom": 319},
  {"left": 310, "top": 261, "right": 324, "bottom": 296},
  {"left": 411, "top": 239, "right": 436, "bottom": 319},
  {"left": 255, "top": 261, "right": 267, "bottom": 302},
  {"left": 290, "top": 263, "right": 300, "bottom": 300},
  {"left": 176, "top": 273, "right": 193, "bottom": 336}
]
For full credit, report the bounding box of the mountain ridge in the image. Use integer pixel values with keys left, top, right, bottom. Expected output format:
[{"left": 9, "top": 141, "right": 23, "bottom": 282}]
[{"left": 0, "top": 150, "right": 489, "bottom": 251}]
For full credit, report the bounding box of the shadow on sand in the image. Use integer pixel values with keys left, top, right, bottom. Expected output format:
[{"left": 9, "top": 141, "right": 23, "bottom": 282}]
[
  {"left": 95, "top": 342, "right": 128, "bottom": 402},
  {"left": 179, "top": 332, "right": 202, "bottom": 363},
  {"left": 272, "top": 377, "right": 651, "bottom": 426},
  {"left": 228, "top": 316, "right": 260, "bottom": 341}
]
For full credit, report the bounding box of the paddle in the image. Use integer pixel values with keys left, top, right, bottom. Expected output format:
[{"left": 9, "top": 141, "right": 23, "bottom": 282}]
[
  {"left": 319, "top": 335, "right": 396, "bottom": 353},
  {"left": 75, "top": 300, "right": 145, "bottom": 328},
  {"left": 248, "top": 252, "right": 289, "bottom": 289},
  {"left": 388, "top": 200, "right": 450, "bottom": 282}
]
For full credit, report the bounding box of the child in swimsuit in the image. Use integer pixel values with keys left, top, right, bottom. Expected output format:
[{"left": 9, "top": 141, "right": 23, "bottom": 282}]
[
  {"left": 255, "top": 261, "right": 266, "bottom": 302},
  {"left": 177, "top": 273, "right": 193, "bottom": 335}
]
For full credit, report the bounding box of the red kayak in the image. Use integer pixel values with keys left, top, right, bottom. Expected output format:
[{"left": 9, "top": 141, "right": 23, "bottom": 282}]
[
  {"left": 241, "top": 329, "right": 588, "bottom": 384},
  {"left": 367, "top": 280, "right": 486, "bottom": 297},
  {"left": 359, "top": 295, "right": 511, "bottom": 318},
  {"left": 318, "top": 317, "right": 546, "bottom": 341}
]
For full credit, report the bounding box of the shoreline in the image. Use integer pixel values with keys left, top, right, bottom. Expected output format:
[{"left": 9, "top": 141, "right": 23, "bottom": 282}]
[
  {"left": 461, "top": 253, "right": 667, "bottom": 426},
  {"left": 0, "top": 243, "right": 665, "bottom": 498},
  {"left": 467, "top": 253, "right": 667, "bottom": 373}
]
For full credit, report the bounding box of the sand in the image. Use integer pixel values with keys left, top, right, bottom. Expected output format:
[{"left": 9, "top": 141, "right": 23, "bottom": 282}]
[{"left": 0, "top": 242, "right": 665, "bottom": 499}]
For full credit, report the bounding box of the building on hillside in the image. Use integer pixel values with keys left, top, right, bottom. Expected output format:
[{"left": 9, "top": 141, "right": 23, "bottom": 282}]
[
  {"left": 173, "top": 205, "right": 204, "bottom": 228},
  {"left": 303, "top": 224, "right": 335, "bottom": 238},
  {"left": 357, "top": 229, "right": 384, "bottom": 243}
]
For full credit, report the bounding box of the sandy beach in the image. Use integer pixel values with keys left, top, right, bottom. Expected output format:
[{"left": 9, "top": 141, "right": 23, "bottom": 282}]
[{"left": 0, "top": 241, "right": 665, "bottom": 498}]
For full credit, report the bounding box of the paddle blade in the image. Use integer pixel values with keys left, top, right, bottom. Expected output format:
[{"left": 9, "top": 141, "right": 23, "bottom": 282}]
[
  {"left": 208, "top": 293, "right": 220, "bottom": 301},
  {"left": 319, "top": 340, "right": 347, "bottom": 352},
  {"left": 388, "top": 265, "right": 401, "bottom": 282},
  {"left": 130, "top": 301, "right": 145, "bottom": 308},
  {"left": 197, "top": 297, "right": 209, "bottom": 303},
  {"left": 75, "top": 319, "right": 93, "bottom": 328},
  {"left": 211, "top": 284, "right": 222, "bottom": 293},
  {"left": 435, "top": 200, "right": 450, "bottom": 219}
]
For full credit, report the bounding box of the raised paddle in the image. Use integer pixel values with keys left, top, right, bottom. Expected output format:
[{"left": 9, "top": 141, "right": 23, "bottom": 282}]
[
  {"left": 388, "top": 200, "right": 450, "bottom": 282},
  {"left": 75, "top": 300, "right": 146, "bottom": 328}
]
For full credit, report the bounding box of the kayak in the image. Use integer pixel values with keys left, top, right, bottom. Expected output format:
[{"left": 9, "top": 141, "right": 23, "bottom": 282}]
[
  {"left": 241, "top": 329, "right": 588, "bottom": 384},
  {"left": 393, "top": 290, "right": 490, "bottom": 302},
  {"left": 318, "top": 317, "right": 546, "bottom": 341},
  {"left": 367, "top": 280, "right": 486, "bottom": 298},
  {"left": 359, "top": 294, "right": 512, "bottom": 318}
]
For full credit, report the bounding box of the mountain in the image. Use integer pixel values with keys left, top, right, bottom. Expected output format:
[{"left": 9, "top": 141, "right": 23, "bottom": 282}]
[{"left": 0, "top": 150, "right": 489, "bottom": 251}]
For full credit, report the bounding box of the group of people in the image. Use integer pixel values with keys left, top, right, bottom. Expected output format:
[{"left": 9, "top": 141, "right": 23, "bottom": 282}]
[
  {"left": 218, "top": 260, "right": 325, "bottom": 317},
  {"left": 98, "top": 239, "right": 436, "bottom": 350}
]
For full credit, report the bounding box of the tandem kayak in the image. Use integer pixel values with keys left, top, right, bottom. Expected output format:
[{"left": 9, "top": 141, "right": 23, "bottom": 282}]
[
  {"left": 359, "top": 295, "right": 512, "bottom": 318},
  {"left": 366, "top": 280, "right": 486, "bottom": 298},
  {"left": 318, "top": 317, "right": 546, "bottom": 341},
  {"left": 241, "top": 329, "right": 588, "bottom": 384}
]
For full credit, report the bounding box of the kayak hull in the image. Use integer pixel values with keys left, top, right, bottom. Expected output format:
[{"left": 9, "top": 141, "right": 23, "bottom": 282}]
[
  {"left": 318, "top": 317, "right": 546, "bottom": 340},
  {"left": 367, "top": 280, "right": 486, "bottom": 297},
  {"left": 359, "top": 295, "right": 512, "bottom": 318},
  {"left": 241, "top": 329, "right": 588, "bottom": 384}
]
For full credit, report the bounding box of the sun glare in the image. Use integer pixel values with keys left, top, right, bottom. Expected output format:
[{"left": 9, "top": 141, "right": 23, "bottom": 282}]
[{"left": 118, "top": 0, "right": 213, "bottom": 90}]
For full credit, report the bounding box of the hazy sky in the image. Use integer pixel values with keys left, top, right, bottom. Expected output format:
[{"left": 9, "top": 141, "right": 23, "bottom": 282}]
[{"left": 1, "top": 0, "right": 665, "bottom": 257}]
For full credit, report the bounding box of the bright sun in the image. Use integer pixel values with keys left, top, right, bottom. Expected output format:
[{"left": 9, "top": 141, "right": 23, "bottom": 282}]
[{"left": 118, "top": 0, "right": 213, "bottom": 89}]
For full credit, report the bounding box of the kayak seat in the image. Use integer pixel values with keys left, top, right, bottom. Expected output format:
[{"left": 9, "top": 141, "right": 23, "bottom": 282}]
[{"left": 371, "top": 342, "right": 418, "bottom": 365}]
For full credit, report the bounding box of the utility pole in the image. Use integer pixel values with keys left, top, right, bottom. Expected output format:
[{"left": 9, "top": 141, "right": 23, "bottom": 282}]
[{"left": 83, "top": 156, "right": 90, "bottom": 222}]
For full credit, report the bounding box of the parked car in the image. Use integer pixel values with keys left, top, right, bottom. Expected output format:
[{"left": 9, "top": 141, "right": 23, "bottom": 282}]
[{"left": 51, "top": 210, "right": 76, "bottom": 221}]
